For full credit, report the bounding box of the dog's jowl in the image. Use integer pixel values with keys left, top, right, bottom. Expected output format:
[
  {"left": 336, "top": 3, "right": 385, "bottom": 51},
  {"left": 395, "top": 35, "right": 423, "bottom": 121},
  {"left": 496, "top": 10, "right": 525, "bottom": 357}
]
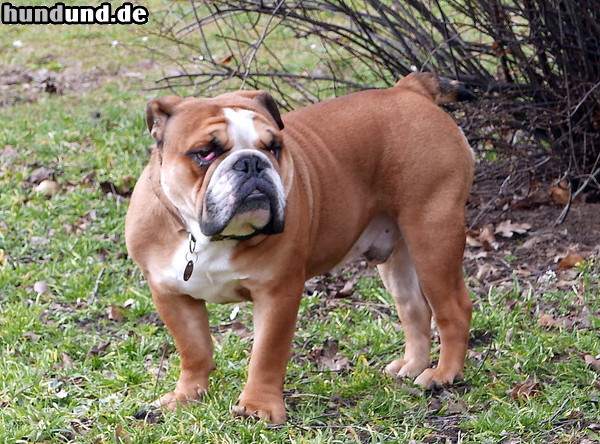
[{"left": 125, "top": 72, "right": 474, "bottom": 423}]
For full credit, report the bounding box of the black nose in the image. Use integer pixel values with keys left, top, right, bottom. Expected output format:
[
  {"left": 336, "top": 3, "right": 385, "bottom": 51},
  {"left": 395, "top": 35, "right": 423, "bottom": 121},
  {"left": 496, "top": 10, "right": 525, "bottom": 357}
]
[{"left": 233, "top": 155, "right": 268, "bottom": 177}]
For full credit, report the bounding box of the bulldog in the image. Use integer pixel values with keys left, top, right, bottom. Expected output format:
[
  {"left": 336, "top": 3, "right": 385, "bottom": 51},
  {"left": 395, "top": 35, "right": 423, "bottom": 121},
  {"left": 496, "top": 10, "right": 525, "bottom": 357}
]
[{"left": 125, "top": 72, "right": 474, "bottom": 423}]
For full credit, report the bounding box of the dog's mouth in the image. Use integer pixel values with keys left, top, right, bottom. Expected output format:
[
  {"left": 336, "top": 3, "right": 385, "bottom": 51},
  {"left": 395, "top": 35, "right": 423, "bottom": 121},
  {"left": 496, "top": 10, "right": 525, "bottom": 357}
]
[{"left": 200, "top": 157, "right": 286, "bottom": 240}]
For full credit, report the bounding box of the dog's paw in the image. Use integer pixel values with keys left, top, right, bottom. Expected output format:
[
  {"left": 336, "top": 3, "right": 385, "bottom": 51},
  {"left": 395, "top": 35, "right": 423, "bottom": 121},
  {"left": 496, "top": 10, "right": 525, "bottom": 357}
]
[
  {"left": 233, "top": 392, "right": 286, "bottom": 424},
  {"left": 414, "top": 368, "right": 462, "bottom": 390},
  {"left": 152, "top": 386, "right": 206, "bottom": 411},
  {"left": 385, "top": 358, "right": 429, "bottom": 379}
]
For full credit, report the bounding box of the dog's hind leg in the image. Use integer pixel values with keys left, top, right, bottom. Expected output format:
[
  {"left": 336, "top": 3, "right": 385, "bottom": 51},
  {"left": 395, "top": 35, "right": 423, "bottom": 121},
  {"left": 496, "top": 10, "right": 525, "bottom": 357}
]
[
  {"left": 378, "top": 237, "right": 432, "bottom": 380},
  {"left": 398, "top": 208, "right": 472, "bottom": 388}
]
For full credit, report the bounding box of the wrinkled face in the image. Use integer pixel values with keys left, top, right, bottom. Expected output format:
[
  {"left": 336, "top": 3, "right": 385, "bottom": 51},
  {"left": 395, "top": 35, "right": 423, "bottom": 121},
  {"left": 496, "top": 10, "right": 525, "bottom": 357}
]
[{"left": 147, "top": 91, "right": 288, "bottom": 241}]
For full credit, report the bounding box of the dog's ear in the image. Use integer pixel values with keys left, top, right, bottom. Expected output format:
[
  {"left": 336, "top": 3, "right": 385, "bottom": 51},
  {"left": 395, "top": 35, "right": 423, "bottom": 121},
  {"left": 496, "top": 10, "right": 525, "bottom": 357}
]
[
  {"left": 238, "top": 90, "right": 285, "bottom": 130},
  {"left": 146, "top": 96, "right": 184, "bottom": 145}
]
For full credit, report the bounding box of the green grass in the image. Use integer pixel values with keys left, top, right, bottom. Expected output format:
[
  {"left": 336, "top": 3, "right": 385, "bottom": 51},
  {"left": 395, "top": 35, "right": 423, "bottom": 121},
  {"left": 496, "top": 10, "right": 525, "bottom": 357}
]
[{"left": 1, "top": 12, "right": 599, "bottom": 444}]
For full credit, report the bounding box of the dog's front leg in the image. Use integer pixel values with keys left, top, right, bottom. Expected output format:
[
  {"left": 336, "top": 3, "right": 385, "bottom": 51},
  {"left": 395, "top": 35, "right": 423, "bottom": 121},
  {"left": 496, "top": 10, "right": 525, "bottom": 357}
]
[
  {"left": 151, "top": 291, "right": 215, "bottom": 409},
  {"left": 233, "top": 284, "right": 303, "bottom": 424}
]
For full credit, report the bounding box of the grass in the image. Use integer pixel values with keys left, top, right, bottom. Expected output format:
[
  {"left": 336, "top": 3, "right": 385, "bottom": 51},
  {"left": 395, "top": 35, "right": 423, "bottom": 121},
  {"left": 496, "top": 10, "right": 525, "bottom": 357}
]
[{"left": 1, "top": 6, "right": 599, "bottom": 443}]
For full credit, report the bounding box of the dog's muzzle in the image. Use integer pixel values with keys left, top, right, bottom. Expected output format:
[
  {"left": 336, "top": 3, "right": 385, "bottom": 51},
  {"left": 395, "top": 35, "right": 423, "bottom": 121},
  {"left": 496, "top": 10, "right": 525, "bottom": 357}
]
[{"left": 201, "top": 151, "right": 286, "bottom": 240}]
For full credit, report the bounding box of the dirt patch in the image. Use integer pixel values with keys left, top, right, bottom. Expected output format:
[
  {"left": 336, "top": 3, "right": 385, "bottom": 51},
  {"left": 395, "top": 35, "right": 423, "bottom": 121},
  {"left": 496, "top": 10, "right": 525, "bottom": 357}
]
[
  {"left": 0, "top": 63, "right": 106, "bottom": 107},
  {"left": 0, "top": 58, "right": 153, "bottom": 107}
]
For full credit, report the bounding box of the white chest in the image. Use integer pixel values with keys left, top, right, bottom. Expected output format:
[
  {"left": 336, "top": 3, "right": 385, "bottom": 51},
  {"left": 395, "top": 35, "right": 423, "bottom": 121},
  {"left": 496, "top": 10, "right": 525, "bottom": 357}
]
[{"left": 152, "top": 236, "right": 247, "bottom": 304}]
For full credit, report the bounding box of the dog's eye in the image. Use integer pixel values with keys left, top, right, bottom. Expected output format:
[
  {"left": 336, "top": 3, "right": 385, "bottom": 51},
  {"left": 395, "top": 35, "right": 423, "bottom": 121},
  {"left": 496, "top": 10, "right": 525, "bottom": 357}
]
[
  {"left": 266, "top": 141, "right": 282, "bottom": 160},
  {"left": 191, "top": 148, "right": 217, "bottom": 166}
]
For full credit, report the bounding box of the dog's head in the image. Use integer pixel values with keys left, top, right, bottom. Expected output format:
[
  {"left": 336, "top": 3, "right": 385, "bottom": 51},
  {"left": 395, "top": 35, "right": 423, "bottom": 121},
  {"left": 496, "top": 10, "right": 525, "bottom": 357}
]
[{"left": 146, "top": 91, "right": 288, "bottom": 241}]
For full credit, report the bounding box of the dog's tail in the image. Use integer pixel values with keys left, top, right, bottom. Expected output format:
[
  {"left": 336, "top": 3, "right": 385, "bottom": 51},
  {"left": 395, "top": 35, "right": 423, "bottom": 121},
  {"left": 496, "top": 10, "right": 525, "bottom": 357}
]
[{"left": 395, "top": 72, "right": 476, "bottom": 104}]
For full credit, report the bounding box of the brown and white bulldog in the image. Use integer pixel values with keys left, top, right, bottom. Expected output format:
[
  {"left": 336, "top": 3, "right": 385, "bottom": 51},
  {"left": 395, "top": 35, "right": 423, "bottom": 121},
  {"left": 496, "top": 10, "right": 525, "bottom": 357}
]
[{"left": 125, "top": 72, "right": 474, "bottom": 423}]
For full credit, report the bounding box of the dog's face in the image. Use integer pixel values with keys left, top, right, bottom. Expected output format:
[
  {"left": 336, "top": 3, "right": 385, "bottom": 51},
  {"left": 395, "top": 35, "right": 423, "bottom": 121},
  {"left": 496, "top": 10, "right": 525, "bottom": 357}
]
[{"left": 146, "top": 91, "right": 287, "bottom": 240}]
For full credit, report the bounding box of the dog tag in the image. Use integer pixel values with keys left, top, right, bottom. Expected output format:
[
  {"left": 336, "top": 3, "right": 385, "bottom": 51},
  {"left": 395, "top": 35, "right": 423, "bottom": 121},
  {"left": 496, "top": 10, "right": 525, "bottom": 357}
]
[{"left": 183, "top": 260, "right": 194, "bottom": 281}]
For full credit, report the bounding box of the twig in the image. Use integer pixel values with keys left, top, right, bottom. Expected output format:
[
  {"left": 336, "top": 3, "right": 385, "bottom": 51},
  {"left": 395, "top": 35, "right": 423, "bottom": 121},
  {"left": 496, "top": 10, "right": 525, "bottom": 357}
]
[
  {"left": 90, "top": 268, "right": 105, "bottom": 301},
  {"left": 554, "top": 166, "right": 600, "bottom": 227},
  {"left": 540, "top": 397, "right": 571, "bottom": 426},
  {"left": 240, "top": 0, "right": 286, "bottom": 89},
  {"left": 152, "top": 343, "right": 171, "bottom": 403},
  {"left": 155, "top": 70, "right": 368, "bottom": 90}
]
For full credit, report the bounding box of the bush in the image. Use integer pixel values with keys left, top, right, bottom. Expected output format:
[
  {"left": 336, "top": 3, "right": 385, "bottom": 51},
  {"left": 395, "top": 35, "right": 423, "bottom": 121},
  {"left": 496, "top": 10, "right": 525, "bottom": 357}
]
[{"left": 146, "top": 0, "right": 600, "bottom": 202}]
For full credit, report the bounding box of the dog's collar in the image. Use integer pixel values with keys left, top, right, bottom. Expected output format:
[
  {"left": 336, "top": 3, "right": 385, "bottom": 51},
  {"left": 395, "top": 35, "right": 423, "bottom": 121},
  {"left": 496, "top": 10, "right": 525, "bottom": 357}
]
[{"left": 210, "top": 232, "right": 261, "bottom": 242}]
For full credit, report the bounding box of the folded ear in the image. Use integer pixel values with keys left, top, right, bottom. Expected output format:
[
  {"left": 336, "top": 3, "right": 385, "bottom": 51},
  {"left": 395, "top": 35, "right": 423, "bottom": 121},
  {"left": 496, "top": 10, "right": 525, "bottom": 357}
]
[
  {"left": 238, "top": 90, "right": 285, "bottom": 130},
  {"left": 146, "top": 96, "right": 184, "bottom": 146}
]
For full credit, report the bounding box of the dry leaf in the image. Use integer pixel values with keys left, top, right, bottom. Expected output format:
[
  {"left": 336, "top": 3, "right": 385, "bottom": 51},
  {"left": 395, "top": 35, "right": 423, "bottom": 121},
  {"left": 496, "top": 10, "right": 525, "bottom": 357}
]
[
  {"left": 538, "top": 313, "right": 571, "bottom": 329},
  {"left": 447, "top": 398, "right": 468, "bottom": 414},
  {"left": 509, "top": 378, "right": 541, "bottom": 402},
  {"left": 494, "top": 220, "right": 531, "bottom": 238},
  {"left": 100, "top": 180, "right": 131, "bottom": 197},
  {"left": 23, "top": 331, "right": 42, "bottom": 341},
  {"left": 468, "top": 350, "right": 486, "bottom": 361},
  {"left": 27, "top": 166, "right": 55, "bottom": 184},
  {"left": 115, "top": 425, "right": 131, "bottom": 444},
  {"left": 86, "top": 341, "right": 110, "bottom": 359},
  {"left": 539, "top": 313, "right": 564, "bottom": 329},
  {"left": 549, "top": 180, "right": 571, "bottom": 205},
  {"left": 480, "top": 225, "right": 499, "bottom": 251},
  {"left": 584, "top": 354, "right": 600, "bottom": 371},
  {"left": 219, "top": 55, "right": 234, "bottom": 65},
  {"left": 107, "top": 305, "right": 126, "bottom": 322},
  {"left": 30, "top": 236, "right": 50, "bottom": 246},
  {"left": 230, "top": 321, "right": 251, "bottom": 339},
  {"left": 466, "top": 229, "right": 482, "bottom": 247},
  {"left": 308, "top": 339, "right": 351, "bottom": 372},
  {"left": 557, "top": 252, "right": 585, "bottom": 270},
  {"left": 218, "top": 321, "right": 252, "bottom": 340},
  {"left": 476, "top": 263, "right": 498, "bottom": 281},
  {"left": 334, "top": 278, "right": 356, "bottom": 298},
  {"left": 60, "top": 352, "right": 76, "bottom": 369}
]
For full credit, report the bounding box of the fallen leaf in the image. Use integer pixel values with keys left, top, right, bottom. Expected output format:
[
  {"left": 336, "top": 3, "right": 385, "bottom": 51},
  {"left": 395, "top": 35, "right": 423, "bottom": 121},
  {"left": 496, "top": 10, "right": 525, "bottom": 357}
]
[
  {"left": 557, "top": 252, "right": 585, "bottom": 270},
  {"left": 60, "top": 352, "right": 76, "bottom": 369},
  {"left": 107, "top": 305, "right": 125, "bottom": 322},
  {"left": 99, "top": 180, "right": 131, "bottom": 197},
  {"left": 513, "top": 185, "right": 551, "bottom": 208},
  {"left": 308, "top": 339, "right": 351, "bottom": 372},
  {"left": 509, "top": 378, "right": 541, "bottom": 402},
  {"left": 23, "top": 331, "right": 42, "bottom": 341},
  {"left": 447, "top": 398, "right": 468, "bottom": 414},
  {"left": 1, "top": 145, "right": 18, "bottom": 165},
  {"left": 584, "top": 354, "right": 600, "bottom": 371},
  {"left": 427, "top": 397, "right": 442, "bottom": 412},
  {"left": 230, "top": 321, "right": 251, "bottom": 339},
  {"left": 27, "top": 166, "right": 55, "bottom": 184},
  {"left": 466, "top": 229, "right": 482, "bottom": 247},
  {"left": 219, "top": 54, "right": 234, "bottom": 65},
  {"left": 30, "top": 236, "right": 50, "bottom": 246},
  {"left": 86, "top": 341, "right": 110, "bottom": 359},
  {"left": 218, "top": 321, "right": 252, "bottom": 340},
  {"left": 538, "top": 313, "right": 571, "bottom": 329},
  {"left": 334, "top": 278, "right": 356, "bottom": 298},
  {"left": 494, "top": 220, "right": 531, "bottom": 238},
  {"left": 476, "top": 263, "right": 498, "bottom": 281},
  {"left": 115, "top": 425, "right": 130, "bottom": 444},
  {"left": 480, "top": 225, "right": 499, "bottom": 251},
  {"left": 468, "top": 350, "right": 486, "bottom": 361},
  {"left": 550, "top": 180, "right": 571, "bottom": 205}
]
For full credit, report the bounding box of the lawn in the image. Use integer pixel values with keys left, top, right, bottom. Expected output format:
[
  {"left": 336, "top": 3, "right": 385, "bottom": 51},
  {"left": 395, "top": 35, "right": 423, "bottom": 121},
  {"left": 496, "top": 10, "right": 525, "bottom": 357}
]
[{"left": 0, "top": 4, "right": 598, "bottom": 443}]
